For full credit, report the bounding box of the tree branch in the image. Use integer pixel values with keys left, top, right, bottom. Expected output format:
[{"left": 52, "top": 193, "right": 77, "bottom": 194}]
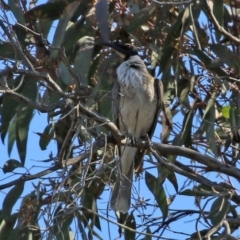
[
  {"left": 201, "top": 0, "right": 240, "bottom": 44},
  {"left": 2, "top": 134, "right": 240, "bottom": 206},
  {"left": 152, "top": 142, "right": 240, "bottom": 181},
  {"left": 2, "top": 88, "right": 71, "bottom": 113}
]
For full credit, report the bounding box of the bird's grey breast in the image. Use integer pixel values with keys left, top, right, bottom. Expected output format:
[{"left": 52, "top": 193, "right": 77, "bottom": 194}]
[
  {"left": 115, "top": 55, "right": 157, "bottom": 137},
  {"left": 116, "top": 55, "right": 154, "bottom": 100}
]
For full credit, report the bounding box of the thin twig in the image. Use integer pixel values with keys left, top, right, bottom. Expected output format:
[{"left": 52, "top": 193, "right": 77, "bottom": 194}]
[
  {"left": 200, "top": 0, "right": 240, "bottom": 44},
  {"left": 76, "top": 207, "right": 175, "bottom": 239},
  {"left": 151, "top": 0, "right": 192, "bottom": 5},
  {"left": 0, "top": 20, "right": 35, "bottom": 70}
]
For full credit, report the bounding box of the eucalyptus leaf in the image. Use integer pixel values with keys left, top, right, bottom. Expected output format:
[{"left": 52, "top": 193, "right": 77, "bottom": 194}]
[
  {"left": 74, "top": 36, "right": 94, "bottom": 85},
  {"left": 2, "top": 183, "right": 24, "bottom": 217},
  {"left": 209, "top": 197, "right": 230, "bottom": 226},
  {"left": 50, "top": 1, "right": 81, "bottom": 59},
  {"left": 145, "top": 171, "right": 168, "bottom": 221},
  {"left": 2, "top": 159, "right": 23, "bottom": 173}
]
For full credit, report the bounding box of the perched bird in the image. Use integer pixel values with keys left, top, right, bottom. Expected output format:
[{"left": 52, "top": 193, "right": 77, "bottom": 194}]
[{"left": 103, "top": 42, "right": 164, "bottom": 213}]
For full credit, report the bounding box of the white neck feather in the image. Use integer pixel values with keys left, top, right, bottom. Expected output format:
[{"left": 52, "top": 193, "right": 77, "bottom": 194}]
[{"left": 116, "top": 55, "right": 148, "bottom": 89}]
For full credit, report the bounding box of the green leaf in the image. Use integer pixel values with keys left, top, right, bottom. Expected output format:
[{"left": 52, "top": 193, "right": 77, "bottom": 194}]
[
  {"left": 179, "top": 189, "right": 196, "bottom": 196},
  {"left": 166, "top": 171, "right": 178, "bottom": 193},
  {"left": 150, "top": 44, "right": 160, "bottom": 70},
  {"left": 213, "top": 0, "right": 224, "bottom": 41},
  {"left": 0, "top": 212, "right": 18, "bottom": 240},
  {"left": 160, "top": 6, "right": 194, "bottom": 73},
  {"left": 2, "top": 182, "right": 24, "bottom": 217},
  {"left": 177, "top": 78, "right": 190, "bottom": 108},
  {"left": 179, "top": 185, "right": 214, "bottom": 197},
  {"left": 62, "top": 18, "right": 86, "bottom": 59},
  {"left": 145, "top": 171, "right": 168, "bottom": 221},
  {"left": 15, "top": 106, "right": 32, "bottom": 164},
  {"left": 27, "top": 1, "right": 69, "bottom": 20},
  {"left": 36, "top": 18, "right": 54, "bottom": 39},
  {"left": 144, "top": 227, "right": 152, "bottom": 240},
  {"left": 74, "top": 36, "right": 94, "bottom": 85},
  {"left": 209, "top": 197, "right": 230, "bottom": 226},
  {"left": 191, "top": 47, "right": 227, "bottom": 76},
  {"left": 8, "top": 0, "right": 25, "bottom": 24},
  {"left": 229, "top": 101, "right": 239, "bottom": 142},
  {"left": 95, "top": 0, "right": 109, "bottom": 42},
  {"left": 205, "top": 105, "right": 217, "bottom": 156},
  {"left": 2, "top": 159, "right": 23, "bottom": 173},
  {"left": 76, "top": 213, "right": 88, "bottom": 240},
  {"left": 50, "top": 1, "right": 81, "bottom": 59},
  {"left": 16, "top": 78, "right": 37, "bottom": 164},
  {"left": 222, "top": 106, "right": 231, "bottom": 119},
  {"left": 0, "top": 42, "right": 19, "bottom": 60},
  {"left": 124, "top": 213, "right": 136, "bottom": 240},
  {"left": 91, "top": 198, "right": 101, "bottom": 231},
  {"left": 195, "top": 90, "right": 217, "bottom": 137},
  {"left": 179, "top": 110, "right": 194, "bottom": 148},
  {"left": 210, "top": 44, "right": 240, "bottom": 72},
  {"left": 0, "top": 75, "right": 21, "bottom": 143},
  {"left": 7, "top": 115, "right": 17, "bottom": 157},
  {"left": 80, "top": 187, "right": 101, "bottom": 232},
  {"left": 57, "top": 62, "right": 73, "bottom": 85},
  {"left": 94, "top": 54, "right": 116, "bottom": 121},
  {"left": 53, "top": 205, "right": 73, "bottom": 240},
  {"left": 126, "top": 5, "right": 156, "bottom": 32},
  {"left": 38, "top": 124, "right": 54, "bottom": 150}
]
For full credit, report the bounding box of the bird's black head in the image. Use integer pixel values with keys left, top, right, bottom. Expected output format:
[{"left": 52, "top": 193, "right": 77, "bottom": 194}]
[{"left": 101, "top": 41, "right": 138, "bottom": 60}]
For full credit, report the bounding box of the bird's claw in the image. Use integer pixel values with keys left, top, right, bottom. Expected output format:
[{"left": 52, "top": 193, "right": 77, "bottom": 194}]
[
  {"left": 128, "top": 134, "right": 137, "bottom": 146},
  {"left": 141, "top": 134, "right": 152, "bottom": 148}
]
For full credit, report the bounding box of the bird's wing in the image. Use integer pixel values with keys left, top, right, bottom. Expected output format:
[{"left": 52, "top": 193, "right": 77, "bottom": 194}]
[
  {"left": 112, "top": 80, "right": 120, "bottom": 129},
  {"left": 134, "top": 79, "right": 163, "bottom": 173},
  {"left": 112, "top": 80, "right": 122, "bottom": 158},
  {"left": 147, "top": 79, "right": 163, "bottom": 139}
]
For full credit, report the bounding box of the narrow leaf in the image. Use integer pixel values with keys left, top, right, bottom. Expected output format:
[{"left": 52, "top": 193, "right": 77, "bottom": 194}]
[
  {"left": 57, "top": 62, "right": 73, "bottom": 86},
  {"left": 8, "top": 0, "right": 25, "bottom": 24},
  {"left": 2, "top": 183, "right": 24, "bottom": 217},
  {"left": 1, "top": 83, "right": 19, "bottom": 143},
  {"left": 27, "top": 1, "right": 68, "bottom": 20},
  {"left": 144, "top": 227, "right": 152, "bottom": 240},
  {"left": 145, "top": 171, "right": 168, "bottom": 221},
  {"left": 0, "top": 42, "right": 19, "bottom": 60},
  {"left": 53, "top": 205, "right": 73, "bottom": 240},
  {"left": 38, "top": 124, "right": 54, "bottom": 150},
  {"left": 209, "top": 197, "right": 229, "bottom": 226},
  {"left": 95, "top": 0, "right": 109, "bottom": 42},
  {"left": 74, "top": 36, "right": 94, "bottom": 85},
  {"left": 15, "top": 79, "right": 37, "bottom": 164},
  {"left": 50, "top": 1, "right": 80, "bottom": 59},
  {"left": 124, "top": 213, "right": 136, "bottom": 240},
  {"left": 126, "top": 5, "right": 156, "bottom": 32},
  {"left": 2, "top": 159, "right": 23, "bottom": 173},
  {"left": 7, "top": 115, "right": 17, "bottom": 157},
  {"left": 213, "top": 0, "right": 224, "bottom": 41},
  {"left": 210, "top": 44, "right": 240, "bottom": 72}
]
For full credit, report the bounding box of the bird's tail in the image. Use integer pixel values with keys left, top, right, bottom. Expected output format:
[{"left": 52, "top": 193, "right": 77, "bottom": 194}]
[{"left": 110, "top": 146, "right": 135, "bottom": 213}]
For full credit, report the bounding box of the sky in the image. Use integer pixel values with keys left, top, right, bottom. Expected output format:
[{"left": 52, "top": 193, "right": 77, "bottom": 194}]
[{"left": 0, "top": 1, "right": 240, "bottom": 240}]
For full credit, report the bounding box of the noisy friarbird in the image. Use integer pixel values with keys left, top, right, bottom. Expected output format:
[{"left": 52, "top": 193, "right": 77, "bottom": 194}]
[{"left": 102, "top": 42, "right": 164, "bottom": 213}]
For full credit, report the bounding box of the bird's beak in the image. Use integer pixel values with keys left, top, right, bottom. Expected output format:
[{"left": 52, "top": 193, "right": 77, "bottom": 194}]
[{"left": 100, "top": 41, "right": 128, "bottom": 59}]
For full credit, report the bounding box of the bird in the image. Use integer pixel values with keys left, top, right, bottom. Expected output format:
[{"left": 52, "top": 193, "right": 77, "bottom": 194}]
[{"left": 102, "top": 41, "right": 164, "bottom": 213}]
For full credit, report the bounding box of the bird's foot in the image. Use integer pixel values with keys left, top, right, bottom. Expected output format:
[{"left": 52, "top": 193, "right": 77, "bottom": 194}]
[
  {"left": 141, "top": 134, "right": 153, "bottom": 148},
  {"left": 127, "top": 134, "right": 137, "bottom": 146}
]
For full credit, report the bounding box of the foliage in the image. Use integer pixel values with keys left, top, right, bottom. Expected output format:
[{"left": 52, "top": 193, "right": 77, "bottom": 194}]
[{"left": 0, "top": 0, "right": 240, "bottom": 239}]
